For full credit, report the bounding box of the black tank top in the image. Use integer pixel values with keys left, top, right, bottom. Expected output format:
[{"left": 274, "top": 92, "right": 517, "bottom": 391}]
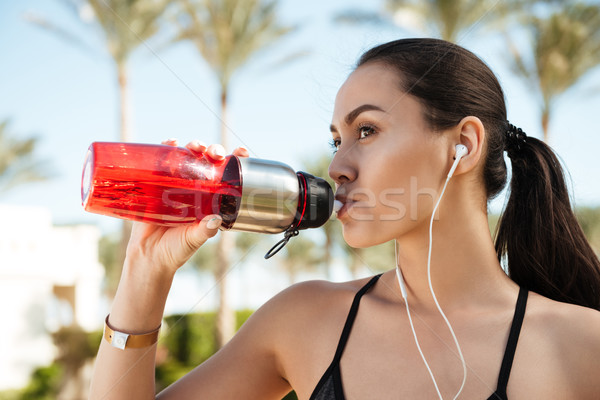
[{"left": 309, "top": 274, "right": 529, "bottom": 400}]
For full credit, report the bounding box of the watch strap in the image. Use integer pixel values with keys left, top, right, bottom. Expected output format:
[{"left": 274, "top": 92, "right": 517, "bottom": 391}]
[{"left": 104, "top": 315, "right": 160, "bottom": 350}]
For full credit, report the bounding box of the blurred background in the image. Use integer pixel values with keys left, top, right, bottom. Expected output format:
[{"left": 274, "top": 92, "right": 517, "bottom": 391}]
[{"left": 1, "top": 0, "right": 600, "bottom": 398}]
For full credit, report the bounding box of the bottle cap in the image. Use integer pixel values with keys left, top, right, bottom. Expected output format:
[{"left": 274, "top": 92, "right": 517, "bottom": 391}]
[{"left": 294, "top": 172, "right": 334, "bottom": 230}]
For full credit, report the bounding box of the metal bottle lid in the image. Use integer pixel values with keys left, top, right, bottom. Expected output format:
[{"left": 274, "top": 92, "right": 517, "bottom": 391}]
[{"left": 230, "top": 157, "right": 300, "bottom": 233}]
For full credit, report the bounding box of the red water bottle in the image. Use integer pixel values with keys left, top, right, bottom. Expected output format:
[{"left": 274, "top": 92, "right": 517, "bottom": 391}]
[
  {"left": 82, "top": 142, "right": 244, "bottom": 228},
  {"left": 82, "top": 142, "right": 333, "bottom": 256}
]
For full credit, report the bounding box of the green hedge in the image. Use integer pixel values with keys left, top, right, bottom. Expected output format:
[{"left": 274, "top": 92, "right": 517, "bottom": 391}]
[
  {"left": 156, "top": 309, "right": 254, "bottom": 389},
  {"left": 156, "top": 309, "right": 297, "bottom": 399}
]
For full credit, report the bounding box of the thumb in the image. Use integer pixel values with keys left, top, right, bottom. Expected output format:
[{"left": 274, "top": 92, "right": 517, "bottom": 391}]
[{"left": 184, "top": 214, "right": 222, "bottom": 250}]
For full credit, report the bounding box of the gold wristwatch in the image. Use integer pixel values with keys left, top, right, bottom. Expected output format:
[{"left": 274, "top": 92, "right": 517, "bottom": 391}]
[{"left": 104, "top": 315, "right": 161, "bottom": 350}]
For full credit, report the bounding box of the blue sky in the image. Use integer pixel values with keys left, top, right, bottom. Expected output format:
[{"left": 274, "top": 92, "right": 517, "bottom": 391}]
[{"left": 2, "top": 0, "right": 600, "bottom": 235}]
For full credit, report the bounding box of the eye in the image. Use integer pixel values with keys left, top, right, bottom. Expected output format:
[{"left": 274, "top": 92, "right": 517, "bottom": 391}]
[
  {"left": 358, "top": 124, "right": 377, "bottom": 140},
  {"left": 329, "top": 138, "right": 341, "bottom": 154}
]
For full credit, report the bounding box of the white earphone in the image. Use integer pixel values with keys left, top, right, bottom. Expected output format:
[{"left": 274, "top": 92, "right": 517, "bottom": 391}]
[
  {"left": 448, "top": 144, "right": 468, "bottom": 179},
  {"left": 395, "top": 143, "right": 469, "bottom": 400}
]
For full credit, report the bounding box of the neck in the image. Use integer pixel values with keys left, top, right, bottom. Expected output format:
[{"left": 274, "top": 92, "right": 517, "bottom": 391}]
[{"left": 394, "top": 189, "right": 515, "bottom": 313}]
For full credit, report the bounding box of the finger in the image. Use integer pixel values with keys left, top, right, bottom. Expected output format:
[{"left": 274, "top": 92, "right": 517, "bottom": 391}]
[
  {"left": 184, "top": 214, "right": 222, "bottom": 249},
  {"left": 186, "top": 140, "right": 208, "bottom": 154},
  {"left": 232, "top": 146, "right": 249, "bottom": 158},
  {"left": 162, "top": 138, "right": 178, "bottom": 147},
  {"left": 205, "top": 144, "right": 226, "bottom": 162}
]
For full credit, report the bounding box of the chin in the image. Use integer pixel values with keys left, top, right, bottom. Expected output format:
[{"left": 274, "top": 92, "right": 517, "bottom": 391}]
[{"left": 341, "top": 224, "right": 387, "bottom": 249}]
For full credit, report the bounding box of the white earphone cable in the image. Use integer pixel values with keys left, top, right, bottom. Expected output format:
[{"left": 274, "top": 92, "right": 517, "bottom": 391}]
[
  {"left": 428, "top": 175, "right": 467, "bottom": 400},
  {"left": 396, "top": 245, "right": 444, "bottom": 400},
  {"left": 395, "top": 172, "right": 467, "bottom": 400}
]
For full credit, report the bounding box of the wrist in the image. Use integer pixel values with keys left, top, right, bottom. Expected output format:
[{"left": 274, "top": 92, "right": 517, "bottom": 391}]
[
  {"left": 109, "top": 258, "right": 175, "bottom": 333},
  {"left": 122, "top": 253, "right": 176, "bottom": 284},
  {"left": 123, "top": 242, "right": 179, "bottom": 278}
]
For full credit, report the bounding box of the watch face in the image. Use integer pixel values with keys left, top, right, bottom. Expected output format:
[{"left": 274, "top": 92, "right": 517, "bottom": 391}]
[{"left": 111, "top": 331, "right": 129, "bottom": 350}]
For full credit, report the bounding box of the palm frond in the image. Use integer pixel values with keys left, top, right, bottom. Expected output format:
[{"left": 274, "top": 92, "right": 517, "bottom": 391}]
[
  {"left": 23, "top": 11, "right": 96, "bottom": 55},
  {"left": 505, "top": 1, "right": 600, "bottom": 140},
  {"left": 333, "top": 9, "right": 390, "bottom": 26},
  {"left": 0, "top": 121, "right": 52, "bottom": 194},
  {"left": 382, "top": 0, "right": 508, "bottom": 42},
  {"left": 173, "top": 0, "right": 296, "bottom": 89}
]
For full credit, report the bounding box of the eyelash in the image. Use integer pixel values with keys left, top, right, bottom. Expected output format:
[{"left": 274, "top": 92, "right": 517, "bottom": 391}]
[
  {"left": 358, "top": 123, "right": 377, "bottom": 139},
  {"left": 329, "top": 123, "right": 378, "bottom": 154},
  {"left": 329, "top": 138, "right": 341, "bottom": 153}
]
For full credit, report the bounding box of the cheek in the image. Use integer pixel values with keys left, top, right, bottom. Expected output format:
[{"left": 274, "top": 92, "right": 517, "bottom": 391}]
[
  {"left": 367, "top": 146, "right": 435, "bottom": 209},
  {"left": 348, "top": 147, "right": 442, "bottom": 231}
]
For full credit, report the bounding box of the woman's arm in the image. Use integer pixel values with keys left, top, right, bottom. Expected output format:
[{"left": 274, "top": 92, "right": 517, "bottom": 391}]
[
  {"left": 89, "top": 213, "right": 222, "bottom": 399},
  {"left": 156, "top": 286, "right": 296, "bottom": 399},
  {"left": 88, "top": 141, "right": 288, "bottom": 399}
]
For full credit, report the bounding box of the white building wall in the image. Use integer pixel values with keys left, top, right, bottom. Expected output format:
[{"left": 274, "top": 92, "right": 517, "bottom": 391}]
[{"left": 0, "top": 204, "right": 104, "bottom": 390}]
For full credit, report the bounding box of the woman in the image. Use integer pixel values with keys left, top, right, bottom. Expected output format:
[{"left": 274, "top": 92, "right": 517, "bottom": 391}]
[{"left": 89, "top": 39, "right": 600, "bottom": 399}]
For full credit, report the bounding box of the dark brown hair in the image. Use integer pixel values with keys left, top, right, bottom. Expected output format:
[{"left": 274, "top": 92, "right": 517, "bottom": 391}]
[{"left": 358, "top": 38, "right": 600, "bottom": 310}]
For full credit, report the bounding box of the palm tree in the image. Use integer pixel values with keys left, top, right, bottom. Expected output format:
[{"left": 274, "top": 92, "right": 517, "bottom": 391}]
[
  {"left": 506, "top": 2, "right": 600, "bottom": 142},
  {"left": 173, "top": 0, "right": 295, "bottom": 348},
  {"left": 27, "top": 0, "right": 169, "bottom": 143},
  {"left": 575, "top": 206, "right": 600, "bottom": 254},
  {"left": 302, "top": 153, "right": 338, "bottom": 279},
  {"left": 51, "top": 326, "right": 99, "bottom": 399},
  {"left": 278, "top": 235, "right": 321, "bottom": 284},
  {"left": 173, "top": 0, "right": 295, "bottom": 149},
  {"left": 385, "top": 0, "right": 504, "bottom": 42},
  {"left": 28, "top": 0, "right": 170, "bottom": 282},
  {"left": 98, "top": 233, "right": 121, "bottom": 298},
  {"left": 0, "top": 120, "right": 50, "bottom": 194},
  {"left": 336, "top": 0, "right": 509, "bottom": 43}
]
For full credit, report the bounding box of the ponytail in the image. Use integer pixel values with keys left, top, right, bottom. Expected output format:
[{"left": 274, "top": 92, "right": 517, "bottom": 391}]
[{"left": 494, "top": 132, "right": 600, "bottom": 310}]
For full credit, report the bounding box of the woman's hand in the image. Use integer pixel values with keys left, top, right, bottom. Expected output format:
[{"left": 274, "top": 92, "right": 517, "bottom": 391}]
[
  {"left": 124, "top": 139, "right": 250, "bottom": 276},
  {"left": 90, "top": 140, "right": 251, "bottom": 400}
]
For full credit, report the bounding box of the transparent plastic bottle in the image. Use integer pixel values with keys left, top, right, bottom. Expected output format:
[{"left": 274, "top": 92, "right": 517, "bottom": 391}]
[{"left": 82, "top": 142, "right": 333, "bottom": 235}]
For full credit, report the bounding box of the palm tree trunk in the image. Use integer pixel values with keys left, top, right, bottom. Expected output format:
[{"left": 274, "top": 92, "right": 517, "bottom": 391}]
[
  {"left": 117, "top": 61, "right": 133, "bottom": 288},
  {"left": 118, "top": 221, "right": 133, "bottom": 276},
  {"left": 214, "top": 239, "right": 234, "bottom": 347},
  {"left": 117, "top": 62, "right": 131, "bottom": 143},
  {"left": 215, "top": 87, "right": 235, "bottom": 348},
  {"left": 219, "top": 90, "right": 229, "bottom": 151},
  {"left": 541, "top": 106, "right": 550, "bottom": 144}
]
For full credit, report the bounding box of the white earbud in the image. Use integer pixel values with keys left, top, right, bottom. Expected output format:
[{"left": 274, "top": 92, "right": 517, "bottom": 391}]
[{"left": 447, "top": 144, "right": 468, "bottom": 178}]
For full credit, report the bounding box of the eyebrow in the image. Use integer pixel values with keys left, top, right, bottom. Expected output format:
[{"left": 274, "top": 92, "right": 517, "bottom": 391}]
[{"left": 329, "top": 104, "right": 386, "bottom": 133}]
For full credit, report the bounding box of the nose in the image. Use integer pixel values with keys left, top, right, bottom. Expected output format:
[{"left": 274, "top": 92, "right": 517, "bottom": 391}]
[{"left": 328, "top": 151, "right": 356, "bottom": 185}]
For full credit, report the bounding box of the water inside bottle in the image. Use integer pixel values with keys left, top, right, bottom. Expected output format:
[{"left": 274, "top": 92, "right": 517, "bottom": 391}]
[{"left": 82, "top": 143, "right": 242, "bottom": 228}]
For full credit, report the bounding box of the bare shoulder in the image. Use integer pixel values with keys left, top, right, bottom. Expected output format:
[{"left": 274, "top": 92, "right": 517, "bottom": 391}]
[
  {"left": 249, "top": 275, "right": 375, "bottom": 337},
  {"left": 269, "top": 276, "right": 371, "bottom": 310},
  {"left": 527, "top": 291, "right": 600, "bottom": 348},
  {"left": 164, "top": 276, "right": 377, "bottom": 400},
  {"left": 525, "top": 292, "right": 600, "bottom": 397},
  {"left": 242, "top": 275, "right": 377, "bottom": 397},
  {"left": 235, "top": 275, "right": 378, "bottom": 353}
]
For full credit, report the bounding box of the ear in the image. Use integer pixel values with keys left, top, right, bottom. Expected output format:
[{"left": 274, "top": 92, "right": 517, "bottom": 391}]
[{"left": 450, "top": 116, "right": 485, "bottom": 176}]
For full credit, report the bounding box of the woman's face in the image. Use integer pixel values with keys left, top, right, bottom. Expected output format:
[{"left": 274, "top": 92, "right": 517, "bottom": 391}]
[{"left": 329, "top": 62, "right": 450, "bottom": 248}]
